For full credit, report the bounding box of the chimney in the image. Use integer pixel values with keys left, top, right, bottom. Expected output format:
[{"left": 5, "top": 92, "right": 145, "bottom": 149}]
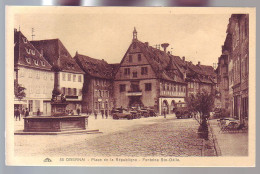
[
  {"left": 14, "top": 28, "right": 17, "bottom": 32},
  {"left": 161, "top": 43, "right": 169, "bottom": 52},
  {"left": 182, "top": 56, "right": 185, "bottom": 62},
  {"left": 145, "top": 42, "right": 149, "bottom": 47},
  {"left": 198, "top": 61, "right": 200, "bottom": 66}
]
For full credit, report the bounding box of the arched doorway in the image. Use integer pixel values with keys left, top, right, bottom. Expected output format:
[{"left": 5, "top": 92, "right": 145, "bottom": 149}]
[
  {"left": 162, "top": 100, "right": 169, "bottom": 114},
  {"left": 171, "top": 100, "right": 176, "bottom": 114}
]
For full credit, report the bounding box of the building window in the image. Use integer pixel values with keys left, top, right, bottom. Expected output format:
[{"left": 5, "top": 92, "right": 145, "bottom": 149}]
[
  {"left": 190, "top": 82, "right": 194, "bottom": 88},
  {"left": 44, "top": 72, "right": 47, "bottom": 80},
  {"left": 78, "top": 75, "right": 82, "bottom": 82},
  {"left": 120, "top": 84, "right": 126, "bottom": 92},
  {"left": 73, "top": 75, "right": 76, "bottom": 82},
  {"left": 141, "top": 67, "right": 148, "bottom": 75},
  {"left": 22, "top": 37, "right": 27, "bottom": 43},
  {"left": 25, "top": 48, "right": 30, "bottom": 54},
  {"left": 145, "top": 83, "right": 152, "bottom": 91},
  {"left": 138, "top": 54, "right": 142, "bottom": 61},
  {"left": 124, "top": 68, "right": 130, "bottom": 75},
  {"left": 36, "top": 71, "right": 40, "bottom": 79},
  {"left": 28, "top": 69, "right": 32, "bottom": 78},
  {"left": 34, "top": 59, "right": 39, "bottom": 66},
  {"left": 68, "top": 74, "right": 71, "bottom": 81},
  {"left": 41, "top": 61, "right": 45, "bottom": 66},
  {"left": 73, "top": 88, "right": 77, "bottom": 95},
  {"left": 68, "top": 88, "right": 72, "bottom": 95},
  {"left": 31, "top": 50, "right": 35, "bottom": 55},
  {"left": 25, "top": 57, "right": 31, "bottom": 64},
  {"left": 62, "top": 73, "right": 66, "bottom": 81},
  {"left": 129, "top": 55, "right": 133, "bottom": 62},
  {"left": 133, "top": 72, "right": 138, "bottom": 78}
]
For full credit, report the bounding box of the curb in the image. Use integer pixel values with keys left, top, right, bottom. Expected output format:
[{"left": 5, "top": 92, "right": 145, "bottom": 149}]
[{"left": 208, "top": 123, "right": 222, "bottom": 156}]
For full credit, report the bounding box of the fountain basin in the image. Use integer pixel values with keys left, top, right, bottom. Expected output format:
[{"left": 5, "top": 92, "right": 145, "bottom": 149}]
[{"left": 23, "top": 115, "right": 88, "bottom": 132}]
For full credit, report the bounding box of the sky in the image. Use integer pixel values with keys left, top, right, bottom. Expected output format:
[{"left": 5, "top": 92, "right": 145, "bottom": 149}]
[{"left": 14, "top": 9, "right": 231, "bottom": 66}]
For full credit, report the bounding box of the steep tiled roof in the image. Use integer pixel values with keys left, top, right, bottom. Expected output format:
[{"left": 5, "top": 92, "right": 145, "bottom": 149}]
[
  {"left": 74, "top": 53, "right": 114, "bottom": 79},
  {"left": 109, "top": 63, "right": 120, "bottom": 77},
  {"left": 14, "top": 29, "right": 52, "bottom": 70},
  {"left": 199, "top": 65, "right": 217, "bottom": 77},
  {"left": 133, "top": 40, "right": 186, "bottom": 84},
  {"left": 31, "top": 39, "right": 84, "bottom": 74}
]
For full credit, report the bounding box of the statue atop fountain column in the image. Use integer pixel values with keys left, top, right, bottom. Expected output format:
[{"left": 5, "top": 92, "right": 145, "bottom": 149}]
[{"left": 51, "top": 59, "right": 68, "bottom": 116}]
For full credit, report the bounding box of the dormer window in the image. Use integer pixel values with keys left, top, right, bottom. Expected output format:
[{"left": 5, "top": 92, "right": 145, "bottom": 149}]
[
  {"left": 25, "top": 57, "right": 31, "bottom": 64},
  {"left": 22, "top": 37, "right": 28, "bottom": 43},
  {"left": 41, "top": 61, "right": 45, "bottom": 66},
  {"left": 25, "top": 48, "right": 30, "bottom": 54},
  {"left": 34, "top": 59, "right": 39, "bottom": 66},
  {"left": 31, "top": 50, "right": 35, "bottom": 55}
]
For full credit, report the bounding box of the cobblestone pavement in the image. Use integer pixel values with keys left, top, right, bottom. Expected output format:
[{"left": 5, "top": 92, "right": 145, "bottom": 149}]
[{"left": 15, "top": 116, "right": 216, "bottom": 157}]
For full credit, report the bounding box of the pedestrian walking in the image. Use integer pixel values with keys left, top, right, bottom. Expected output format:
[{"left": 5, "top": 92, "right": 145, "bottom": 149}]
[
  {"left": 77, "top": 108, "right": 80, "bottom": 115},
  {"left": 37, "top": 108, "right": 41, "bottom": 116},
  {"left": 101, "top": 110, "right": 104, "bottom": 119},
  {"left": 94, "top": 110, "right": 97, "bottom": 119},
  {"left": 163, "top": 108, "right": 166, "bottom": 118},
  {"left": 105, "top": 110, "right": 108, "bottom": 119},
  {"left": 15, "top": 108, "right": 20, "bottom": 121},
  {"left": 25, "top": 108, "right": 29, "bottom": 117}
]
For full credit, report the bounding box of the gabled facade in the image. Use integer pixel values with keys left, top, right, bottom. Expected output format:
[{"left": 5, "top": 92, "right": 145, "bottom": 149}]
[
  {"left": 14, "top": 29, "right": 54, "bottom": 115},
  {"left": 114, "top": 28, "right": 187, "bottom": 115},
  {"left": 31, "top": 39, "right": 85, "bottom": 113},
  {"left": 74, "top": 53, "right": 115, "bottom": 114}
]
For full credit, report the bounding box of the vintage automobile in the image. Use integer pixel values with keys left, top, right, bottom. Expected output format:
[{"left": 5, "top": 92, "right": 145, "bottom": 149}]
[
  {"left": 175, "top": 107, "right": 192, "bottom": 119},
  {"left": 147, "top": 108, "right": 157, "bottom": 117},
  {"left": 139, "top": 108, "right": 150, "bottom": 117},
  {"left": 112, "top": 108, "right": 139, "bottom": 120}
]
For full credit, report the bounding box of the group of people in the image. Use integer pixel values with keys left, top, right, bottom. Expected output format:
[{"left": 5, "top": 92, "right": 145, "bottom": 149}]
[
  {"left": 94, "top": 109, "right": 109, "bottom": 119},
  {"left": 14, "top": 108, "right": 30, "bottom": 121}
]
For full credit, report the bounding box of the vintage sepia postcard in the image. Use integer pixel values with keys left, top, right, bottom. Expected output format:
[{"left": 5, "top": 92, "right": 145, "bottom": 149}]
[{"left": 5, "top": 6, "right": 256, "bottom": 167}]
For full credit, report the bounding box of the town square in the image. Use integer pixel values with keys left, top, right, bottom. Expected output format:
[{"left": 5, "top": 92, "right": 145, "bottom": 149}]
[{"left": 9, "top": 7, "right": 252, "bottom": 164}]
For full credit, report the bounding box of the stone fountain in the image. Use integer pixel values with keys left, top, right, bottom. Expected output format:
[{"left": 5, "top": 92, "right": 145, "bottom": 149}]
[{"left": 22, "top": 63, "right": 89, "bottom": 134}]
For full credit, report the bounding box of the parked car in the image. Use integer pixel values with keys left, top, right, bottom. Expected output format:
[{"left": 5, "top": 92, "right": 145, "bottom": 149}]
[
  {"left": 175, "top": 107, "right": 192, "bottom": 119},
  {"left": 112, "top": 108, "right": 139, "bottom": 120}
]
